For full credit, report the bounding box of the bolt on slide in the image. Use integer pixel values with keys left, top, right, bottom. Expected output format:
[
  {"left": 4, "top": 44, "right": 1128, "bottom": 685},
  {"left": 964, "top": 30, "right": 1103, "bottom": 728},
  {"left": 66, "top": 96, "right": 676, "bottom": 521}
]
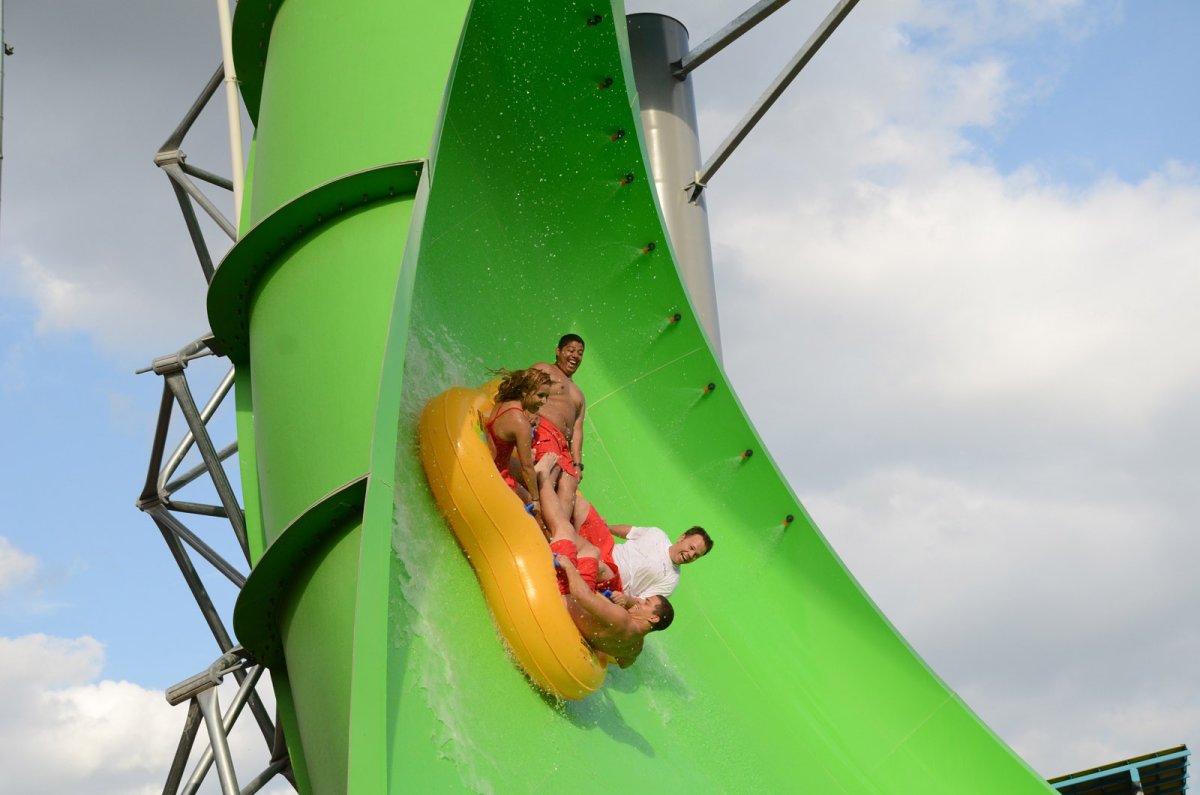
[{"left": 208, "top": 0, "right": 1055, "bottom": 792}]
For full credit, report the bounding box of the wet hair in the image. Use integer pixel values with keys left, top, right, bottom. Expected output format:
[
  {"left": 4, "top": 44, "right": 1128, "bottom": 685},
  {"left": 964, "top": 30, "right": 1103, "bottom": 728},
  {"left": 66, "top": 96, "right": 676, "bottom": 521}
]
[
  {"left": 649, "top": 595, "right": 675, "bottom": 632},
  {"left": 557, "top": 333, "right": 585, "bottom": 350},
  {"left": 683, "top": 526, "right": 714, "bottom": 554},
  {"left": 492, "top": 368, "right": 551, "bottom": 403}
]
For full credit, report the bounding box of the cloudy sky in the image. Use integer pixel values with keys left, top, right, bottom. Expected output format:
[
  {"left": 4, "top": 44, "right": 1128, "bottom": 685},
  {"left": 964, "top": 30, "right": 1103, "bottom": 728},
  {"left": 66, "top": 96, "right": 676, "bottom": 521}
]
[{"left": 1, "top": 0, "right": 1197, "bottom": 791}]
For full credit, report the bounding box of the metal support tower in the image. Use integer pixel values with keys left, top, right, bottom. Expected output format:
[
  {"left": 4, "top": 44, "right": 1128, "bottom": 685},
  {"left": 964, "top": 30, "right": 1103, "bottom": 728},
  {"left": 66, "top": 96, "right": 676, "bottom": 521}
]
[{"left": 135, "top": 58, "right": 296, "bottom": 794}]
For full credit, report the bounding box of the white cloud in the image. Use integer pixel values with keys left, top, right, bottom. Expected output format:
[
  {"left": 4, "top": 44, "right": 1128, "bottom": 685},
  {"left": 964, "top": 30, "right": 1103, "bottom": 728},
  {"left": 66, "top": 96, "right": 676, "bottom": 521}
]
[
  {"left": 0, "top": 246, "right": 213, "bottom": 363},
  {"left": 805, "top": 467, "right": 1200, "bottom": 775},
  {"left": 0, "top": 536, "right": 38, "bottom": 593},
  {"left": 686, "top": 0, "right": 1200, "bottom": 779},
  {"left": 0, "top": 633, "right": 287, "bottom": 795},
  {"left": 0, "top": 0, "right": 235, "bottom": 363}
]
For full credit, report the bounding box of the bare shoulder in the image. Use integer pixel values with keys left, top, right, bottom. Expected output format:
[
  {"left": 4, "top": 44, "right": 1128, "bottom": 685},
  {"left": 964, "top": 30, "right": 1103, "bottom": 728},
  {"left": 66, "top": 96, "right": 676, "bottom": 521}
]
[{"left": 530, "top": 361, "right": 555, "bottom": 374}]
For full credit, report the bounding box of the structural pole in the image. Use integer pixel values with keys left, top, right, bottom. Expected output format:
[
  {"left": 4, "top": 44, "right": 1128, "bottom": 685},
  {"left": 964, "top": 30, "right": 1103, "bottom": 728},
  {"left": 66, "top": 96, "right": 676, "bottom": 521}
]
[{"left": 627, "top": 14, "right": 723, "bottom": 358}]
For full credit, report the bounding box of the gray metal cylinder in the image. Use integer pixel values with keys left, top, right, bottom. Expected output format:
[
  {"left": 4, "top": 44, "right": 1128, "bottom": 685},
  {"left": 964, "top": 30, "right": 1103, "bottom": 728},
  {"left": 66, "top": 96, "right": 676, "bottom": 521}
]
[{"left": 627, "top": 13, "right": 722, "bottom": 359}]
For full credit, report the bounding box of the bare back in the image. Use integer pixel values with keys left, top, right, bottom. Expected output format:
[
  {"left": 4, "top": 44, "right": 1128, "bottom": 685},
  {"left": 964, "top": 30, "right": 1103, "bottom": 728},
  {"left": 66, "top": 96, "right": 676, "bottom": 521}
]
[{"left": 563, "top": 596, "right": 645, "bottom": 667}]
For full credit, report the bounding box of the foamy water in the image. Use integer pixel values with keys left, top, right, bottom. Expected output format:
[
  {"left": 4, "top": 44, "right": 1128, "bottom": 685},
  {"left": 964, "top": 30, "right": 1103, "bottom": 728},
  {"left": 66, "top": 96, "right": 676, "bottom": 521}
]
[{"left": 387, "top": 316, "right": 706, "bottom": 791}]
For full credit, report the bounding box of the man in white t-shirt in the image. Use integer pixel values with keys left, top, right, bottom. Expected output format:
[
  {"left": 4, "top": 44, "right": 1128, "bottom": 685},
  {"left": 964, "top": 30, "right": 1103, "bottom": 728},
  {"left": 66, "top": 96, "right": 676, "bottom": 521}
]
[{"left": 573, "top": 496, "right": 714, "bottom": 600}]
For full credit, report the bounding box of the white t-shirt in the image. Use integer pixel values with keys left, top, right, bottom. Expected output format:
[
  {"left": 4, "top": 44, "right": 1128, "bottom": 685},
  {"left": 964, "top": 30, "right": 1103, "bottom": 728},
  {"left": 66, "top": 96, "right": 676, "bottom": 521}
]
[{"left": 612, "top": 526, "right": 679, "bottom": 598}]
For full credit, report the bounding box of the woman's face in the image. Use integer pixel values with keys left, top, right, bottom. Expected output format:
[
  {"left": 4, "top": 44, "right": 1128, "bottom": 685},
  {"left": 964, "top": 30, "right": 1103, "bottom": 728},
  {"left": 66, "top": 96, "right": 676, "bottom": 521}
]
[{"left": 524, "top": 384, "right": 551, "bottom": 413}]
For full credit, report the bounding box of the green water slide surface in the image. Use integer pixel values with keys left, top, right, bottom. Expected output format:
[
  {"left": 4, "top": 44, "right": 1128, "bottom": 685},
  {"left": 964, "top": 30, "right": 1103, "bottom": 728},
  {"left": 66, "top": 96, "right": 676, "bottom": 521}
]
[{"left": 210, "top": 0, "right": 1056, "bottom": 792}]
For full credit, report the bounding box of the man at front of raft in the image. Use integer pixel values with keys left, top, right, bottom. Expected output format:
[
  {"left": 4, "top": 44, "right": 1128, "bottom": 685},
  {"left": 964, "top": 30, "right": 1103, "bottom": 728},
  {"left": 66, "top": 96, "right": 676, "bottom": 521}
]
[
  {"left": 530, "top": 334, "right": 587, "bottom": 520},
  {"left": 535, "top": 455, "right": 673, "bottom": 668}
]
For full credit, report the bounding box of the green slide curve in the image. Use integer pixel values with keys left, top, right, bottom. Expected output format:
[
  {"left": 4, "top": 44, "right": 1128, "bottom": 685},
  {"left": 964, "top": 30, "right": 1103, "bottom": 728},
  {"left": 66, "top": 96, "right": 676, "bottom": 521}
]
[{"left": 209, "top": 0, "right": 1055, "bottom": 792}]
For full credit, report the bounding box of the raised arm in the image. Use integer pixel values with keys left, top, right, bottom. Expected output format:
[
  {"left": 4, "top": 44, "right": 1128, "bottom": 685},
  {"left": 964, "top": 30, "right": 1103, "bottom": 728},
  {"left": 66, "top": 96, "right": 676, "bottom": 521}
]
[
  {"left": 558, "top": 556, "right": 630, "bottom": 629},
  {"left": 608, "top": 524, "right": 633, "bottom": 539}
]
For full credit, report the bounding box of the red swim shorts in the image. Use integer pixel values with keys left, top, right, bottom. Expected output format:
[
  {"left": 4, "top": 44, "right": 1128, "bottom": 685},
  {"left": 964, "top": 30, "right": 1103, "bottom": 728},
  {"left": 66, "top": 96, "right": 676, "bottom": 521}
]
[
  {"left": 577, "top": 504, "right": 624, "bottom": 593},
  {"left": 550, "top": 539, "right": 597, "bottom": 595},
  {"left": 532, "top": 418, "right": 579, "bottom": 479}
]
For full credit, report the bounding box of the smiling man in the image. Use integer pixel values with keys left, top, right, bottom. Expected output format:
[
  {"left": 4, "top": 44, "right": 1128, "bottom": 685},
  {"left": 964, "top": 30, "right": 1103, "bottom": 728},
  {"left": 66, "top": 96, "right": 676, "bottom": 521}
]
[
  {"left": 530, "top": 333, "right": 587, "bottom": 518},
  {"left": 573, "top": 495, "right": 714, "bottom": 601}
]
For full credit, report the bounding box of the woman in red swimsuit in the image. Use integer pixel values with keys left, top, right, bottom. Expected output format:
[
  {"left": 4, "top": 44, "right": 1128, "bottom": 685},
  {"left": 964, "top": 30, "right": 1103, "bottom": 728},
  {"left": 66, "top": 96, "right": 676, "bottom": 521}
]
[{"left": 485, "top": 368, "right": 552, "bottom": 514}]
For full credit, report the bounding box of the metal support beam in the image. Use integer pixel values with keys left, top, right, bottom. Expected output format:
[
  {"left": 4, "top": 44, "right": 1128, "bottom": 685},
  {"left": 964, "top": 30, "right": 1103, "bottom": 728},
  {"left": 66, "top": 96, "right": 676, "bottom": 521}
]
[
  {"left": 154, "top": 517, "right": 237, "bottom": 652},
  {"left": 152, "top": 508, "right": 277, "bottom": 747},
  {"left": 180, "top": 662, "right": 263, "bottom": 795},
  {"left": 196, "top": 684, "right": 240, "bottom": 795},
  {"left": 155, "top": 65, "right": 234, "bottom": 283},
  {"left": 166, "top": 500, "right": 229, "bottom": 519},
  {"left": 673, "top": 0, "right": 791, "bottom": 78},
  {"left": 180, "top": 161, "right": 234, "bottom": 192},
  {"left": 689, "top": 0, "right": 860, "bottom": 201},
  {"left": 139, "top": 380, "right": 177, "bottom": 506},
  {"left": 162, "top": 700, "right": 204, "bottom": 795},
  {"left": 165, "top": 441, "right": 237, "bottom": 495},
  {"left": 149, "top": 506, "right": 246, "bottom": 588},
  {"left": 140, "top": 62, "right": 285, "bottom": 792},
  {"left": 163, "top": 370, "right": 249, "bottom": 561},
  {"left": 167, "top": 177, "right": 218, "bottom": 283},
  {"left": 161, "top": 65, "right": 225, "bottom": 153},
  {"left": 239, "top": 758, "right": 291, "bottom": 795},
  {"left": 159, "top": 159, "right": 237, "bottom": 239},
  {"left": 158, "top": 365, "right": 236, "bottom": 495}
]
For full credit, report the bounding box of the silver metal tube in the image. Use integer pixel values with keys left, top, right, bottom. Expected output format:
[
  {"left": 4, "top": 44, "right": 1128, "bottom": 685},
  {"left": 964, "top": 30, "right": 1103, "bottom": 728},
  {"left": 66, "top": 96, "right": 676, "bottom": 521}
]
[
  {"left": 162, "top": 162, "right": 237, "bottom": 239},
  {"left": 135, "top": 337, "right": 214, "bottom": 375},
  {"left": 162, "top": 699, "right": 203, "bottom": 795},
  {"left": 158, "top": 366, "right": 236, "bottom": 496},
  {"left": 238, "top": 758, "right": 290, "bottom": 795},
  {"left": 164, "top": 441, "right": 237, "bottom": 495},
  {"left": 154, "top": 516, "right": 236, "bottom": 651},
  {"left": 138, "top": 380, "right": 177, "bottom": 506},
  {"left": 673, "top": 0, "right": 791, "bottom": 77},
  {"left": 195, "top": 687, "right": 240, "bottom": 795},
  {"left": 168, "top": 177, "right": 218, "bottom": 282},
  {"left": 168, "top": 501, "right": 229, "bottom": 519},
  {"left": 694, "top": 0, "right": 860, "bottom": 193},
  {"left": 181, "top": 665, "right": 263, "bottom": 795},
  {"left": 165, "top": 372, "right": 249, "bottom": 561},
  {"left": 150, "top": 506, "right": 246, "bottom": 588},
  {"left": 161, "top": 65, "right": 224, "bottom": 152},
  {"left": 180, "top": 161, "right": 234, "bottom": 192},
  {"left": 628, "top": 14, "right": 723, "bottom": 358}
]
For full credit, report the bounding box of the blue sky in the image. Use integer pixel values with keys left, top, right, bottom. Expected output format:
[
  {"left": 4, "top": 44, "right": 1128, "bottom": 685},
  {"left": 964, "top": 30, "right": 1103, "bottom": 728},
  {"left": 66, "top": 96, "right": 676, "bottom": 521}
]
[
  {"left": 0, "top": 293, "right": 241, "bottom": 687},
  {"left": 964, "top": 2, "right": 1200, "bottom": 184},
  {"left": 1, "top": 0, "right": 1197, "bottom": 790}
]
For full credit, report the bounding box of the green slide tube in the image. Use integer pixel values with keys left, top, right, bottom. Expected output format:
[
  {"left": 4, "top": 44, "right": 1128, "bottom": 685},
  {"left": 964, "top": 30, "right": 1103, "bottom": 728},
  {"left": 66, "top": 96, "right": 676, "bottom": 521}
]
[{"left": 209, "top": 0, "right": 1056, "bottom": 792}]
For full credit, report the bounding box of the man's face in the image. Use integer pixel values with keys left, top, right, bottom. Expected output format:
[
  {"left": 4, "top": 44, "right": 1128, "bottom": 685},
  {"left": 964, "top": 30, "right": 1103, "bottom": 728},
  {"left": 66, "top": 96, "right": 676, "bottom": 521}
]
[
  {"left": 629, "top": 596, "right": 660, "bottom": 625},
  {"left": 555, "top": 341, "right": 584, "bottom": 376},
  {"left": 670, "top": 534, "right": 708, "bottom": 565}
]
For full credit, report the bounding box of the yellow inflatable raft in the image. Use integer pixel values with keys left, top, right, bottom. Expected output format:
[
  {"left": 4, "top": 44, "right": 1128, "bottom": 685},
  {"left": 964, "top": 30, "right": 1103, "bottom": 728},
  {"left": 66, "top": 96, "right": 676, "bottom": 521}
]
[{"left": 418, "top": 386, "right": 606, "bottom": 700}]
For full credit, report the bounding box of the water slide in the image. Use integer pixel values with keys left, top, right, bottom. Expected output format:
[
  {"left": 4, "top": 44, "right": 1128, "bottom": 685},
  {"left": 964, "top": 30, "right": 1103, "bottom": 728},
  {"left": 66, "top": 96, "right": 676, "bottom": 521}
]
[{"left": 209, "top": 1, "right": 1056, "bottom": 791}]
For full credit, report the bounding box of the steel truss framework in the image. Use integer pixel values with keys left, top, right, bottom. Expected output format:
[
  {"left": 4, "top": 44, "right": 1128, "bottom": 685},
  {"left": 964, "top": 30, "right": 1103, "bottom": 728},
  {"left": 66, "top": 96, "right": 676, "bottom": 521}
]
[{"left": 136, "top": 62, "right": 295, "bottom": 795}]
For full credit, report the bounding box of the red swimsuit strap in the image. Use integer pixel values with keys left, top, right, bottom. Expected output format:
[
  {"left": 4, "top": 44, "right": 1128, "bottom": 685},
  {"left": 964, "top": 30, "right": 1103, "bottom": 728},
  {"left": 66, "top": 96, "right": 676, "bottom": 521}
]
[{"left": 486, "top": 404, "right": 527, "bottom": 435}]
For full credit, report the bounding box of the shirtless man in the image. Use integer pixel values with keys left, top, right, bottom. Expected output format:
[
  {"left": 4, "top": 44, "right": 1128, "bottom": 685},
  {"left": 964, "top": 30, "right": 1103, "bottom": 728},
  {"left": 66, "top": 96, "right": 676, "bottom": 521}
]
[
  {"left": 536, "top": 455, "right": 673, "bottom": 668},
  {"left": 556, "top": 557, "right": 672, "bottom": 669},
  {"left": 572, "top": 495, "right": 713, "bottom": 602},
  {"left": 530, "top": 334, "right": 587, "bottom": 519}
]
